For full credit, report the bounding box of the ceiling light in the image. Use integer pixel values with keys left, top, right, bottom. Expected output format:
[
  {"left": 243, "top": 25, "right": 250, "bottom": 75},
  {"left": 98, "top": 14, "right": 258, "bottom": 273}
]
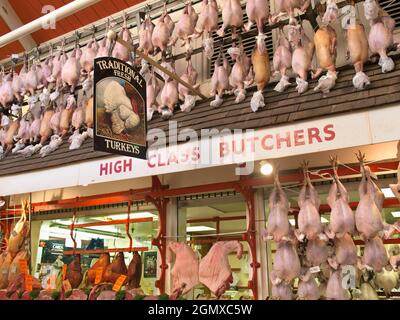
[
  {"left": 289, "top": 219, "right": 296, "bottom": 226},
  {"left": 391, "top": 211, "right": 400, "bottom": 218},
  {"left": 104, "top": 212, "right": 158, "bottom": 220},
  {"left": 382, "top": 188, "right": 395, "bottom": 198},
  {"left": 260, "top": 161, "right": 273, "bottom": 176},
  {"left": 187, "top": 226, "right": 216, "bottom": 232},
  {"left": 321, "top": 217, "right": 329, "bottom": 223}
]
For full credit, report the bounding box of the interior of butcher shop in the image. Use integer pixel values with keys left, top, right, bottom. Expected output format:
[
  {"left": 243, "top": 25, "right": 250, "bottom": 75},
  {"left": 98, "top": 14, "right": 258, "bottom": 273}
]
[{"left": 0, "top": 0, "right": 399, "bottom": 302}]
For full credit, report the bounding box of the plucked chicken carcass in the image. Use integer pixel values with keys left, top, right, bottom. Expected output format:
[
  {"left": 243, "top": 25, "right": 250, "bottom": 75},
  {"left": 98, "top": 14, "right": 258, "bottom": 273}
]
[
  {"left": 178, "top": 58, "right": 199, "bottom": 113},
  {"left": 305, "top": 238, "right": 329, "bottom": 267},
  {"left": 152, "top": 3, "right": 175, "bottom": 54},
  {"left": 296, "top": 162, "right": 323, "bottom": 241},
  {"left": 326, "top": 156, "right": 355, "bottom": 238},
  {"left": 364, "top": 0, "right": 397, "bottom": 73},
  {"left": 87, "top": 253, "right": 110, "bottom": 286},
  {"left": 313, "top": 24, "right": 338, "bottom": 94},
  {"left": 127, "top": 252, "right": 142, "bottom": 289},
  {"left": 24, "top": 60, "right": 40, "bottom": 96},
  {"left": 7, "top": 202, "right": 29, "bottom": 256},
  {"left": 270, "top": 240, "right": 301, "bottom": 285},
  {"left": 342, "top": 8, "right": 370, "bottom": 89},
  {"left": 80, "top": 32, "right": 98, "bottom": 75},
  {"left": 288, "top": 23, "right": 315, "bottom": 94},
  {"left": 61, "top": 40, "right": 82, "bottom": 93},
  {"left": 228, "top": 44, "right": 251, "bottom": 104},
  {"left": 195, "top": 0, "right": 219, "bottom": 59},
  {"left": 321, "top": 0, "right": 338, "bottom": 25},
  {"left": 97, "top": 20, "right": 112, "bottom": 58},
  {"left": 168, "top": 241, "right": 200, "bottom": 297},
  {"left": 13, "top": 111, "right": 31, "bottom": 154},
  {"left": 244, "top": 0, "right": 269, "bottom": 35},
  {"left": 170, "top": 0, "right": 198, "bottom": 53},
  {"left": 250, "top": 34, "right": 270, "bottom": 112},
  {"left": 146, "top": 69, "right": 160, "bottom": 121},
  {"left": 66, "top": 255, "right": 83, "bottom": 289},
  {"left": 328, "top": 233, "right": 357, "bottom": 269},
  {"left": 355, "top": 152, "right": 384, "bottom": 239},
  {"left": 217, "top": 0, "right": 243, "bottom": 38},
  {"left": 8, "top": 250, "right": 29, "bottom": 284},
  {"left": 375, "top": 268, "right": 399, "bottom": 297},
  {"left": 103, "top": 252, "right": 128, "bottom": 284},
  {"left": 199, "top": 241, "right": 243, "bottom": 297},
  {"left": 112, "top": 12, "right": 132, "bottom": 62},
  {"left": 11, "top": 67, "right": 25, "bottom": 103},
  {"left": 210, "top": 52, "right": 231, "bottom": 108},
  {"left": 297, "top": 269, "right": 320, "bottom": 300},
  {"left": 138, "top": 13, "right": 155, "bottom": 75},
  {"left": 159, "top": 60, "right": 179, "bottom": 120},
  {"left": 0, "top": 72, "right": 14, "bottom": 109},
  {"left": 97, "top": 79, "right": 140, "bottom": 133},
  {"left": 325, "top": 268, "right": 349, "bottom": 300},
  {"left": 264, "top": 172, "right": 290, "bottom": 242},
  {"left": 270, "top": 0, "right": 311, "bottom": 25},
  {"left": 271, "top": 282, "right": 293, "bottom": 300},
  {"left": 360, "top": 281, "right": 379, "bottom": 300},
  {"left": 2, "top": 105, "right": 21, "bottom": 157},
  {"left": 48, "top": 46, "right": 66, "bottom": 84},
  {"left": 273, "top": 28, "right": 292, "bottom": 92},
  {"left": 358, "top": 236, "right": 389, "bottom": 272}
]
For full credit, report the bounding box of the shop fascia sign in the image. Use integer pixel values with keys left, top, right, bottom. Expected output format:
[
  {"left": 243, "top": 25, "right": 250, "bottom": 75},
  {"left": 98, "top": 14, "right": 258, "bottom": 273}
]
[
  {"left": 1, "top": 105, "right": 399, "bottom": 196},
  {"left": 78, "top": 104, "right": 400, "bottom": 185}
]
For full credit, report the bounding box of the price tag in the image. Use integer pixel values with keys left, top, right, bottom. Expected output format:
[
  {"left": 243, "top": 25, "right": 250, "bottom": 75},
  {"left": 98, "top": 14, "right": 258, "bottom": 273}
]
[
  {"left": 25, "top": 275, "right": 33, "bottom": 292},
  {"left": 19, "top": 259, "right": 28, "bottom": 274},
  {"left": 309, "top": 266, "right": 320, "bottom": 273},
  {"left": 94, "top": 267, "right": 103, "bottom": 285},
  {"left": 112, "top": 275, "right": 127, "bottom": 292},
  {"left": 62, "top": 265, "right": 67, "bottom": 280},
  {"left": 62, "top": 279, "right": 72, "bottom": 292}
]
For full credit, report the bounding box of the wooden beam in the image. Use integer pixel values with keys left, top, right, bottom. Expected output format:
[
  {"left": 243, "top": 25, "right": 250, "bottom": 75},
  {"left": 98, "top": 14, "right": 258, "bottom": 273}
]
[{"left": 107, "top": 30, "right": 208, "bottom": 100}]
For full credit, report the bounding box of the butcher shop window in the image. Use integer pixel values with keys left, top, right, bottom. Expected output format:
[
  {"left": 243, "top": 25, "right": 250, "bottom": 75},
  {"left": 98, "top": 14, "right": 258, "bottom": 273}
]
[
  {"left": 378, "top": 0, "right": 400, "bottom": 28},
  {"left": 31, "top": 212, "right": 159, "bottom": 294}
]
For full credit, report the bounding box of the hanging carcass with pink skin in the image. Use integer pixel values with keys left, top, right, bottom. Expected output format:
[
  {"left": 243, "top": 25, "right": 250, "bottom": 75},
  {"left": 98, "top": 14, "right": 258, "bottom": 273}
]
[
  {"left": 270, "top": 239, "right": 301, "bottom": 285},
  {"left": 69, "top": 95, "right": 90, "bottom": 151},
  {"left": 389, "top": 162, "right": 400, "bottom": 203},
  {"left": 199, "top": 241, "right": 243, "bottom": 297},
  {"left": 195, "top": 0, "right": 219, "bottom": 59},
  {"left": 305, "top": 238, "right": 329, "bottom": 267},
  {"left": 287, "top": 22, "right": 315, "bottom": 94},
  {"left": 327, "top": 233, "right": 357, "bottom": 269},
  {"left": 12, "top": 98, "right": 35, "bottom": 154},
  {"left": 48, "top": 43, "right": 66, "bottom": 84},
  {"left": 168, "top": 241, "right": 200, "bottom": 298},
  {"left": 0, "top": 72, "right": 14, "bottom": 109},
  {"left": 295, "top": 162, "right": 324, "bottom": 242},
  {"left": 342, "top": 4, "right": 370, "bottom": 89},
  {"left": 112, "top": 12, "right": 132, "bottom": 62},
  {"left": 326, "top": 156, "right": 355, "bottom": 238},
  {"left": 270, "top": 0, "right": 311, "bottom": 25},
  {"left": 273, "top": 28, "right": 292, "bottom": 93},
  {"left": 264, "top": 172, "right": 290, "bottom": 242},
  {"left": 11, "top": 65, "right": 25, "bottom": 103},
  {"left": 244, "top": 0, "right": 270, "bottom": 36},
  {"left": 364, "top": 0, "right": 398, "bottom": 73},
  {"left": 80, "top": 30, "right": 99, "bottom": 75},
  {"left": 138, "top": 12, "right": 155, "bottom": 76},
  {"left": 159, "top": 60, "right": 179, "bottom": 120},
  {"left": 358, "top": 236, "right": 389, "bottom": 272},
  {"left": 97, "top": 20, "right": 112, "bottom": 58},
  {"left": 325, "top": 268, "right": 349, "bottom": 300},
  {"left": 217, "top": 0, "right": 243, "bottom": 39},
  {"left": 146, "top": 68, "right": 160, "bottom": 121},
  {"left": 169, "top": 0, "right": 198, "bottom": 54},
  {"left": 355, "top": 151, "right": 384, "bottom": 240},
  {"left": 2, "top": 105, "right": 21, "bottom": 158},
  {"left": 178, "top": 58, "right": 199, "bottom": 113},
  {"left": 270, "top": 282, "right": 293, "bottom": 300},
  {"left": 210, "top": 51, "right": 231, "bottom": 108},
  {"left": 250, "top": 34, "right": 270, "bottom": 112},
  {"left": 152, "top": 3, "right": 175, "bottom": 54},
  {"left": 24, "top": 59, "right": 40, "bottom": 96},
  {"left": 62, "top": 37, "right": 82, "bottom": 93},
  {"left": 297, "top": 268, "right": 320, "bottom": 300}
]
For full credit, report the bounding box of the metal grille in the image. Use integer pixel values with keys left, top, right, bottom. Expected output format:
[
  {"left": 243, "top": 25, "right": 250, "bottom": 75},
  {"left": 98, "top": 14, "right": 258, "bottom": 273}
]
[
  {"left": 178, "top": 191, "right": 238, "bottom": 201},
  {"left": 379, "top": 0, "right": 400, "bottom": 28},
  {"left": 209, "top": 4, "right": 274, "bottom": 77}
]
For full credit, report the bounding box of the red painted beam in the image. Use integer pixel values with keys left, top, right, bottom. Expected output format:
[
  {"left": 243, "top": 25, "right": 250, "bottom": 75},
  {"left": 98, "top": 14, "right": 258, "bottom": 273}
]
[
  {"left": 69, "top": 217, "right": 153, "bottom": 229},
  {"left": 63, "top": 247, "right": 148, "bottom": 255}
]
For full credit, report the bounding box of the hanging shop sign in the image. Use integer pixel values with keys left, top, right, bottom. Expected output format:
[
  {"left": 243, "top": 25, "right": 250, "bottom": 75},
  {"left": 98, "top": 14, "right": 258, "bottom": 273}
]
[
  {"left": 93, "top": 57, "right": 147, "bottom": 159},
  {"left": 1, "top": 105, "right": 400, "bottom": 196}
]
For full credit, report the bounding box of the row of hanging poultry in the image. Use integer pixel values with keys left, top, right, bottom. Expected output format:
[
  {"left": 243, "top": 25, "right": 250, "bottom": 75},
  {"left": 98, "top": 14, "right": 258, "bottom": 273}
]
[
  {"left": 266, "top": 152, "right": 400, "bottom": 300},
  {"left": 0, "top": 0, "right": 398, "bottom": 160}
]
